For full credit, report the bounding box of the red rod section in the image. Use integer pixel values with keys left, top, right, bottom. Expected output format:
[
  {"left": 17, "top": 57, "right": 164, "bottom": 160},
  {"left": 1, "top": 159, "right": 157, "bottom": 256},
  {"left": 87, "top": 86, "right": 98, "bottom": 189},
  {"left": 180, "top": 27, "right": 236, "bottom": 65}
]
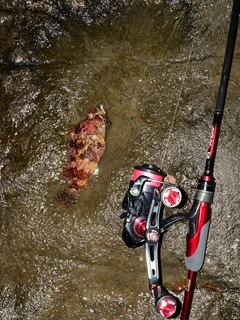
[{"left": 181, "top": 271, "right": 197, "bottom": 320}]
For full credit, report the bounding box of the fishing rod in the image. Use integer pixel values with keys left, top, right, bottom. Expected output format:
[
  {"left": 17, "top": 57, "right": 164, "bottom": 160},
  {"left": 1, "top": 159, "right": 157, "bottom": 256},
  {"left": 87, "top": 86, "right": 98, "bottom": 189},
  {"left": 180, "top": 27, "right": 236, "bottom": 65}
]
[
  {"left": 181, "top": 0, "right": 240, "bottom": 318},
  {"left": 120, "top": 0, "right": 240, "bottom": 318}
]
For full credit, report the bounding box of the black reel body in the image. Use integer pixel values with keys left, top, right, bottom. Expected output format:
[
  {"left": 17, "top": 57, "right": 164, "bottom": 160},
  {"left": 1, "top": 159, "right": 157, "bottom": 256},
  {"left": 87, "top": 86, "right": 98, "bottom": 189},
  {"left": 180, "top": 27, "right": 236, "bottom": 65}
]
[
  {"left": 121, "top": 164, "right": 183, "bottom": 248},
  {"left": 120, "top": 164, "right": 184, "bottom": 318}
]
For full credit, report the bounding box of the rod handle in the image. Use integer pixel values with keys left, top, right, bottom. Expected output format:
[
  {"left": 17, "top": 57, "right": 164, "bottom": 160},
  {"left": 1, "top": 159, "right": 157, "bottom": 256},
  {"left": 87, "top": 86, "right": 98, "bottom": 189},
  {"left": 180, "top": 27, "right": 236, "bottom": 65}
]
[{"left": 185, "top": 203, "right": 211, "bottom": 272}]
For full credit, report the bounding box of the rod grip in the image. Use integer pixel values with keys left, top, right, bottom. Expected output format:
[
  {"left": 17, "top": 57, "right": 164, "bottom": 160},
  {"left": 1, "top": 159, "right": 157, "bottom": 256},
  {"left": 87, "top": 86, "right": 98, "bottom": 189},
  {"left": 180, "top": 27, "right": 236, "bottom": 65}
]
[
  {"left": 185, "top": 202, "right": 211, "bottom": 272},
  {"left": 185, "top": 220, "right": 210, "bottom": 271}
]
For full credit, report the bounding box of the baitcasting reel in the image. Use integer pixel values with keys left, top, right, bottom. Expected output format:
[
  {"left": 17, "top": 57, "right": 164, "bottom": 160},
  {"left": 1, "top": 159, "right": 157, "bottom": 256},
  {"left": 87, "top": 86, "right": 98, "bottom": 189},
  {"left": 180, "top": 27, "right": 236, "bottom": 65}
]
[{"left": 120, "top": 164, "right": 185, "bottom": 318}]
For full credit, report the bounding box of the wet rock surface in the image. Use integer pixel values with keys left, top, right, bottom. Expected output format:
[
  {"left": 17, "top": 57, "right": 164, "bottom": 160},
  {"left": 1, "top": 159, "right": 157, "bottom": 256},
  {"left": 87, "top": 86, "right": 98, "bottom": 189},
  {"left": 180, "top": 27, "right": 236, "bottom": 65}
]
[{"left": 0, "top": 1, "right": 239, "bottom": 319}]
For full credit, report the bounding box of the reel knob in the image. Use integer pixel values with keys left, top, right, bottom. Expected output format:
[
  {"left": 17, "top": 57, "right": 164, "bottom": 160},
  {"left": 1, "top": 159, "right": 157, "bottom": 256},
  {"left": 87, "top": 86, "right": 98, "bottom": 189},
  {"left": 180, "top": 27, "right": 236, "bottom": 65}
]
[
  {"left": 156, "top": 295, "right": 178, "bottom": 318},
  {"left": 161, "top": 186, "right": 182, "bottom": 208}
]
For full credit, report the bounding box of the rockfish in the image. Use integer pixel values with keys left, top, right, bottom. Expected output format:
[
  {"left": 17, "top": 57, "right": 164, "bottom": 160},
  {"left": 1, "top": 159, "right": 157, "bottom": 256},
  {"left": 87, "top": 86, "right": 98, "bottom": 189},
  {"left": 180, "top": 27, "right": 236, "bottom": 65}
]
[{"left": 57, "top": 103, "right": 110, "bottom": 207}]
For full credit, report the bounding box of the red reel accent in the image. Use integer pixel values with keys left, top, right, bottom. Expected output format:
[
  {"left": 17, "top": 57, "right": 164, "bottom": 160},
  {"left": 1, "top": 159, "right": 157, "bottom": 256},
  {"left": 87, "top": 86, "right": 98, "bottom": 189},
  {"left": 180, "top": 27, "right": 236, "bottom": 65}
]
[
  {"left": 147, "top": 229, "right": 159, "bottom": 242},
  {"left": 132, "top": 216, "right": 146, "bottom": 238}
]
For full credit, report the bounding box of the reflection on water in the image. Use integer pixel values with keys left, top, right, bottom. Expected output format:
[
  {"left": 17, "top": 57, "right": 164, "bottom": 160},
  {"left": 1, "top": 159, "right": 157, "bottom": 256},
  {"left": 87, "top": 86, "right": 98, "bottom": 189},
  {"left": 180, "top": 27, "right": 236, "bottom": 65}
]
[{"left": 0, "top": 1, "right": 239, "bottom": 319}]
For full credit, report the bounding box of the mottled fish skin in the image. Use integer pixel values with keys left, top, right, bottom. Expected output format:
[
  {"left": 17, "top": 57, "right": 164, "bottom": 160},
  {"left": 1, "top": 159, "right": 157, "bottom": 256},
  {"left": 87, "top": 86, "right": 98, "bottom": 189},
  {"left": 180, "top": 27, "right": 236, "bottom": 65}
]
[{"left": 57, "top": 104, "right": 110, "bottom": 207}]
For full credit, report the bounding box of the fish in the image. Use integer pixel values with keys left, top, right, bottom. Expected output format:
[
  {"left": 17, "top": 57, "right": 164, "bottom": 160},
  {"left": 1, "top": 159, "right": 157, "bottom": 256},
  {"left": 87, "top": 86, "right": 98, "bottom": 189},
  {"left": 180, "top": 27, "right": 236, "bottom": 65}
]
[{"left": 57, "top": 103, "right": 110, "bottom": 207}]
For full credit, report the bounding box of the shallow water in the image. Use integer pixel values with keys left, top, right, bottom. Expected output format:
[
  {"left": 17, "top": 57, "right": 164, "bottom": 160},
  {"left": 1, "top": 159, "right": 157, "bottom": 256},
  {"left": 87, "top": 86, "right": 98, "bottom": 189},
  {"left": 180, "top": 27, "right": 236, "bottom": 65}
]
[{"left": 0, "top": 1, "right": 239, "bottom": 319}]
